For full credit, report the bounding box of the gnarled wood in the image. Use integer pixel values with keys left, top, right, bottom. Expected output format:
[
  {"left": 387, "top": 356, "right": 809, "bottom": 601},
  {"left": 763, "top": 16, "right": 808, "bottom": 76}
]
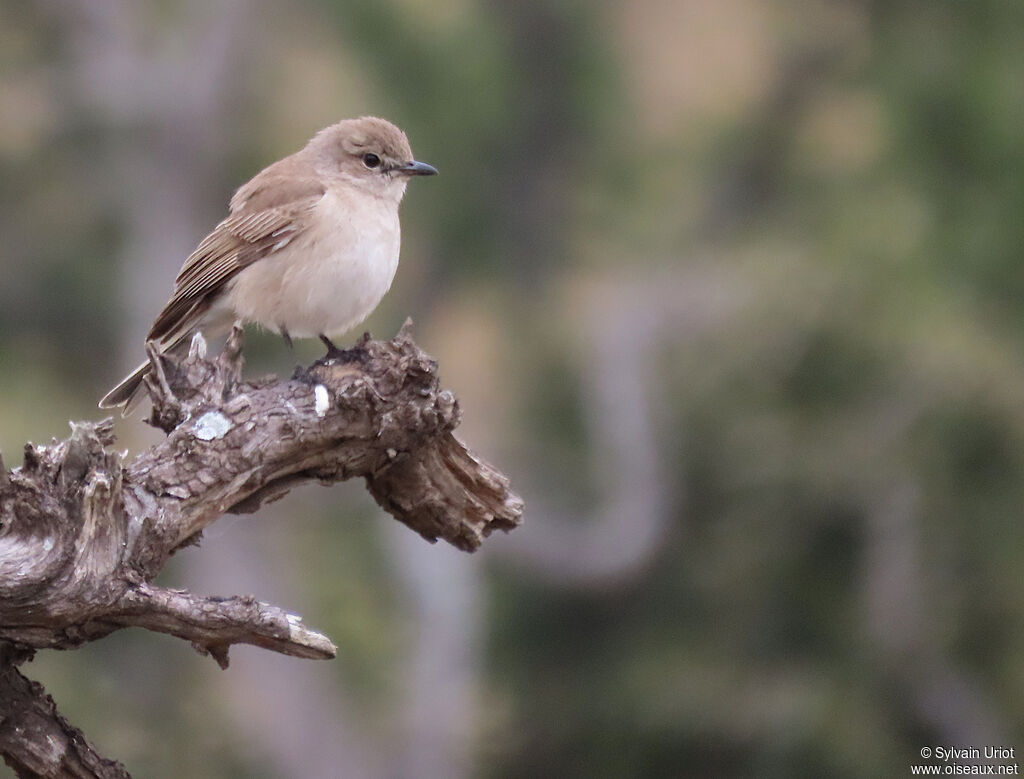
[{"left": 0, "top": 323, "right": 522, "bottom": 777}]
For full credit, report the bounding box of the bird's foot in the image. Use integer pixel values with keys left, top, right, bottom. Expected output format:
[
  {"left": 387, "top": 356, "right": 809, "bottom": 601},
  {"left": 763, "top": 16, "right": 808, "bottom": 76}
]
[
  {"left": 292, "top": 334, "right": 369, "bottom": 384},
  {"left": 316, "top": 334, "right": 368, "bottom": 367}
]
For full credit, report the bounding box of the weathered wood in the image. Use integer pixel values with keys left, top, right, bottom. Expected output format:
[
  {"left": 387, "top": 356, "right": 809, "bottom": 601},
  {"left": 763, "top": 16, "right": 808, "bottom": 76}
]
[{"left": 0, "top": 323, "right": 522, "bottom": 777}]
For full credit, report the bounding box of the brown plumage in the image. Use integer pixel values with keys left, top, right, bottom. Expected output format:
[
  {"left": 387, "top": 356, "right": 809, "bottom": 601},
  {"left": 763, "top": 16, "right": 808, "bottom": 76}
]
[{"left": 100, "top": 117, "right": 437, "bottom": 412}]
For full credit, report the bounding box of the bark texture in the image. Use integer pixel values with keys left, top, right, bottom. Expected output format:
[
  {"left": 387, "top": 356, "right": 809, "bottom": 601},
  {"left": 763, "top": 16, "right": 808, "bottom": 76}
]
[{"left": 0, "top": 324, "right": 522, "bottom": 777}]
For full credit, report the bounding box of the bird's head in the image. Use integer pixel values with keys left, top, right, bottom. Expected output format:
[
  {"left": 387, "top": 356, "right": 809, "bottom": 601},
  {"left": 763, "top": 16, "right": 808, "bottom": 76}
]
[{"left": 310, "top": 116, "right": 437, "bottom": 202}]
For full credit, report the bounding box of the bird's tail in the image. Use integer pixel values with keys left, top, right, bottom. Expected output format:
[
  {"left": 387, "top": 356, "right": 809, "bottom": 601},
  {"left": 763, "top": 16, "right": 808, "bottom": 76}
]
[
  {"left": 101, "top": 295, "right": 232, "bottom": 414},
  {"left": 98, "top": 359, "right": 153, "bottom": 415},
  {"left": 99, "top": 329, "right": 197, "bottom": 414}
]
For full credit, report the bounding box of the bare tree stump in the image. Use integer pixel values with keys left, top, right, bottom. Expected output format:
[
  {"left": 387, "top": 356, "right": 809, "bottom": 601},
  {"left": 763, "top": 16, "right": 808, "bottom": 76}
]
[{"left": 0, "top": 323, "right": 522, "bottom": 778}]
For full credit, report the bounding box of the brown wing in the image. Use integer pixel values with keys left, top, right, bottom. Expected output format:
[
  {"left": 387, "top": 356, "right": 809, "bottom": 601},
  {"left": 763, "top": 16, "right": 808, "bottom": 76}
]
[{"left": 147, "top": 170, "right": 326, "bottom": 344}]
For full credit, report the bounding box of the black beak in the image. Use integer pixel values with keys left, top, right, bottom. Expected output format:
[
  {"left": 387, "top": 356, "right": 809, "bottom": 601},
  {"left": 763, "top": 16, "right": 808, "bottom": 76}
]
[{"left": 399, "top": 159, "right": 439, "bottom": 176}]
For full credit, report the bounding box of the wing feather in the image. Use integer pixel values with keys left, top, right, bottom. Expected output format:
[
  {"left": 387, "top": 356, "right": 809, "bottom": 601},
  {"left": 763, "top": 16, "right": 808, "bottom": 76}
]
[{"left": 148, "top": 172, "right": 325, "bottom": 344}]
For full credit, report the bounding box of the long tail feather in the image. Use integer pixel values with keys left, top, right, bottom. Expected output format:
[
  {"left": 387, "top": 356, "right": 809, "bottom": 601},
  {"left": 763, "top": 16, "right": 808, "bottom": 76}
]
[{"left": 98, "top": 360, "right": 151, "bottom": 414}]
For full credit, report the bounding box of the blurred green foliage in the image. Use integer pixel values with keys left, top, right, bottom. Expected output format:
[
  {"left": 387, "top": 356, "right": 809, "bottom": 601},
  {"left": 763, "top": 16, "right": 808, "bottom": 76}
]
[{"left": 1, "top": 0, "right": 1023, "bottom": 777}]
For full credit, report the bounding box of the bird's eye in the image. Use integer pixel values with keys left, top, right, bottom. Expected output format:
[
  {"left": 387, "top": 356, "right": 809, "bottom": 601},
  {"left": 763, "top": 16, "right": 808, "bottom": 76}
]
[{"left": 362, "top": 153, "right": 381, "bottom": 169}]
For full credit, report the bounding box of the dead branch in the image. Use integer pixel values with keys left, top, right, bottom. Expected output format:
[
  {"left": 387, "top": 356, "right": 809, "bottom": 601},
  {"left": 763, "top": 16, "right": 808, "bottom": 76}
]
[{"left": 0, "top": 322, "right": 522, "bottom": 777}]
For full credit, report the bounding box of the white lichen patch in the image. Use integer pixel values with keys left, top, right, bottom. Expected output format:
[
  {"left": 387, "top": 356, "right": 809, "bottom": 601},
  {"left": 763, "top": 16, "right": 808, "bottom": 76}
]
[
  {"left": 193, "top": 411, "right": 233, "bottom": 441},
  {"left": 314, "top": 384, "right": 330, "bottom": 418},
  {"left": 188, "top": 331, "right": 208, "bottom": 359}
]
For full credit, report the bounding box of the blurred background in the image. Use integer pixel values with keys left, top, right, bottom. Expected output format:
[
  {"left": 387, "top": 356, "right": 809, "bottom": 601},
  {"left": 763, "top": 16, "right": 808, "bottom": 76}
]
[{"left": 2, "top": 0, "right": 1023, "bottom": 776}]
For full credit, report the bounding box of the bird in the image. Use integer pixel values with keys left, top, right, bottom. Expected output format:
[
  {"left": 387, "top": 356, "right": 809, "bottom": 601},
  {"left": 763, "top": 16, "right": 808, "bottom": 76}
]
[{"left": 99, "top": 116, "right": 437, "bottom": 412}]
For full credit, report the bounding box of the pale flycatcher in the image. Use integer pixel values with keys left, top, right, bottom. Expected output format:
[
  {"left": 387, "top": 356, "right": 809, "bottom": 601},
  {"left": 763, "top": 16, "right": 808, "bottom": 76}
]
[{"left": 100, "top": 116, "right": 437, "bottom": 411}]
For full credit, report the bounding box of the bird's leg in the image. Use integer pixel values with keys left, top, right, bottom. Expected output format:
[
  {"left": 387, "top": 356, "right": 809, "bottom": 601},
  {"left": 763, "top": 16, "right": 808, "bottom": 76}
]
[
  {"left": 280, "top": 325, "right": 294, "bottom": 353},
  {"left": 279, "top": 324, "right": 299, "bottom": 372}
]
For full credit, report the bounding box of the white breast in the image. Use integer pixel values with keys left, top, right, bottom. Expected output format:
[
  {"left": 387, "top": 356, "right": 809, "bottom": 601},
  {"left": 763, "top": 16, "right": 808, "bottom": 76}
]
[{"left": 225, "top": 189, "right": 402, "bottom": 339}]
